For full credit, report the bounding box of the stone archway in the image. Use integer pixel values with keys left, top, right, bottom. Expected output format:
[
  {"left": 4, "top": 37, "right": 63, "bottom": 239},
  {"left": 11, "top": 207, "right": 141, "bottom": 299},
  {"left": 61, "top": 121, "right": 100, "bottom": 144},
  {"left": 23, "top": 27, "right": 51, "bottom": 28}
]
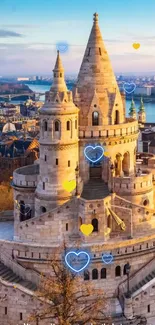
[
  {"left": 122, "top": 152, "right": 130, "bottom": 176},
  {"left": 115, "top": 154, "right": 122, "bottom": 176}
]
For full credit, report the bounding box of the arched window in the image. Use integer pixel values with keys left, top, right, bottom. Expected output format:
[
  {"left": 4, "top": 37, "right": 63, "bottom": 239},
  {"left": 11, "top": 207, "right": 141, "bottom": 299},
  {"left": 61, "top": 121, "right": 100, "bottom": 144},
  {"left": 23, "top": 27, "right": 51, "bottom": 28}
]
[
  {"left": 78, "top": 216, "right": 82, "bottom": 229},
  {"left": 92, "top": 111, "right": 99, "bottom": 126},
  {"left": 101, "top": 268, "right": 106, "bottom": 279},
  {"left": 84, "top": 270, "right": 90, "bottom": 281},
  {"left": 55, "top": 121, "right": 60, "bottom": 132},
  {"left": 114, "top": 110, "right": 119, "bottom": 125},
  {"left": 41, "top": 206, "right": 46, "bottom": 213},
  {"left": 75, "top": 120, "right": 77, "bottom": 129},
  {"left": 60, "top": 73, "right": 62, "bottom": 77},
  {"left": 20, "top": 200, "right": 25, "bottom": 222},
  {"left": 92, "top": 269, "right": 98, "bottom": 280},
  {"left": 92, "top": 218, "right": 98, "bottom": 232},
  {"left": 115, "top": 265, "right": 121, "bottom": 277},
  {"left": 44, "top": 121, "right": 47, "bottom": 131},
  {"left": 67, "top": 121, "right": 70, "bottom": 130}
]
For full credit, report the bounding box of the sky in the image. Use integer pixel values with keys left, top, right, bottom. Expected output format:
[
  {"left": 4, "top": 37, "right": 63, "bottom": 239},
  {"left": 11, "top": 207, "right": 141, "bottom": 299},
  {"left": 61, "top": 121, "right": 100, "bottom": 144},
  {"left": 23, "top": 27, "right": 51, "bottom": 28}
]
[{"left": 0, "top": 0, "right": 155, "bottom": 76}]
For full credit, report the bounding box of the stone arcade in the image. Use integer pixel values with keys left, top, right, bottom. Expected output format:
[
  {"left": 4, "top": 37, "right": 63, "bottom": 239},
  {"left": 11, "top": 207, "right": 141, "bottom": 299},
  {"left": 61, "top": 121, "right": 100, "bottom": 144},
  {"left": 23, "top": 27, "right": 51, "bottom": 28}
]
[{"left": 1, "top": 13, "right": 155, "bottom": 325}]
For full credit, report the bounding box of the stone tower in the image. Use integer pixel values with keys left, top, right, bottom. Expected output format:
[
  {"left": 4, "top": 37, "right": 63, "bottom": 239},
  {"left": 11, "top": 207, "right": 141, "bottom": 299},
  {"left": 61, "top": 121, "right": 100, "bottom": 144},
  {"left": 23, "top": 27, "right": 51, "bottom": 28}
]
[
  {"left": 73, "top": 13, "right": 125, "bottom": 126},
  {"left": 129, "top": 98, "right": 137, "bottom": 119},
  {"left": 73, "top": 13, "right": 138, "bottom": 184},
  {"left": 138, "top": 97, "right": 146, "bottom": 123},
  {"left": 35, "top": 51, "right": 79, "bottom": 216}
]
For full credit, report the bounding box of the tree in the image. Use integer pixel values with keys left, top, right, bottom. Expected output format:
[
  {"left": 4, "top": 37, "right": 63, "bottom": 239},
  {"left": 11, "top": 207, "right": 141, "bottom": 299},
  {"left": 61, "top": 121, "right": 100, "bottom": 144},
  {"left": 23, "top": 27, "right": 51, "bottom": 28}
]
[
  {"left": 0, "top": 181, "right": 13, "bottom": 211},
  {"left": 29, "top": 245, "right": 110, "bottom": 325}
]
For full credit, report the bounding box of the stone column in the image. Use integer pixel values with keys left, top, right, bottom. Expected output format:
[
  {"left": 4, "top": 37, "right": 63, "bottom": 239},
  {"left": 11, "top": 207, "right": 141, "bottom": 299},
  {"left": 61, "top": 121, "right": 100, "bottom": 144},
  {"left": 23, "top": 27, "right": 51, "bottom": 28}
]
[{"left": 124, "top": 296, "right": 133, "bottom": 320}]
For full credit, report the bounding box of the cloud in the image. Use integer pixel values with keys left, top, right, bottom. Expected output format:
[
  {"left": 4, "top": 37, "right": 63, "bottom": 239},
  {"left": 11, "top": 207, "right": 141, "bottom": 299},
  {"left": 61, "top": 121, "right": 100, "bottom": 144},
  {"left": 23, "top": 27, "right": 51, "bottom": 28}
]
[{"left": 0, "top": 30, "right": 23, "bottom": 38}]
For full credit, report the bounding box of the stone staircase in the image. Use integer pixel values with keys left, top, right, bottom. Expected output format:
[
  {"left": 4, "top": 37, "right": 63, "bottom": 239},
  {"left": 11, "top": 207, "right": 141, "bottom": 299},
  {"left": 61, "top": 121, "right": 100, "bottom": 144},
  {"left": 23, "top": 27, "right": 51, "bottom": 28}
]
[
  {"left": 81, "top": 179, "right": 110, "bottom": 200},
  {"left": 130, "top": 269, "right": 155, "bottom": 295},
  {"left": 0, "top": 261, "right": 37, "bottom": 291}
]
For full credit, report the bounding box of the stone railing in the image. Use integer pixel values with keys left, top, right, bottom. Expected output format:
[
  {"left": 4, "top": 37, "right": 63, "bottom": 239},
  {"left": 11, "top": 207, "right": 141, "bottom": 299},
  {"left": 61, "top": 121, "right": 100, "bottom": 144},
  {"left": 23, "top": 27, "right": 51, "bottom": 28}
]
[
  {"left": 79, "top": 120, "right": 138, "bottom": 139},
  {"left": 113, "top": 171, "right": 152, "bottom": 194},
  {"left": 13, "top": 164, "right": 39, "bottom": 188},
  {"left": 0, "top": 249, "right": 40, "bottom": 286}
]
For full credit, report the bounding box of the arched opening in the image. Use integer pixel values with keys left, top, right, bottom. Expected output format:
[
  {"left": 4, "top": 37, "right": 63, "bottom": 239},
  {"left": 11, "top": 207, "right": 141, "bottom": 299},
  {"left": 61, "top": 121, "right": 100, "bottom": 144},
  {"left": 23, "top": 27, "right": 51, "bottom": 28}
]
[
  {"left": 92, "top": 218, "right": 98, "bottom": 232},
  {"left": 78, "top": 216, "right": 82, "bottom": 230},
  {"left": 75, "top": 120, "right": 77, "bottom": 129},
  {"left": 115, "top": 265, "right": 121, "bottom": 277},
  {"left": 114, "top": 110, "right": 119, "bottom": 124},
  {"left": 115, "top": 154, "right": 122, "bottom": 176},
  {"left": 92, "top": 269, "right": 98, "bottom": 280},
  {"left": 92, "top": 111, "right": 99, "bottom": 126},
  {"left": 123, "top": 264, "right": 128, "bottom": 275},
  {"left": 122, "top": 152, "right": 130, "bottom": 176},
  {"left": 101, "top": 268, "right": 106, "bottom": 279},
  {"left": 143, "top": 199, "right": 149, "bottom": 206},
  {"left": 67, "top": 121, "right": 70, "bottom": 130},
  {"left": 55, "top": 120, "right": 60, "bottom": 132},
  {"left": 44, "top": 120, "right": 47, "bottom": 131},
  {"left": 84, "top": 270, "right": 90, "bottom": 281},
  {"left": 40, "top": 206, "right": 46, "bottom": 213},
  {"left": 20, "top": 200, "right": 25, "bottom": 222},
  {"left": 107, "top": 215, "right": 111, "bottom": 228}
]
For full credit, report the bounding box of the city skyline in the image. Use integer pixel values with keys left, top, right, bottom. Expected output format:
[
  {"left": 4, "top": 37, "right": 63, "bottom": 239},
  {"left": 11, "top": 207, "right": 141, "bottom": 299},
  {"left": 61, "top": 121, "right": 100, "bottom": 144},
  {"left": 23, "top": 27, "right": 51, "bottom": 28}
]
[{"left": 1, "top": 0, "right": 155, "bottom": 75}]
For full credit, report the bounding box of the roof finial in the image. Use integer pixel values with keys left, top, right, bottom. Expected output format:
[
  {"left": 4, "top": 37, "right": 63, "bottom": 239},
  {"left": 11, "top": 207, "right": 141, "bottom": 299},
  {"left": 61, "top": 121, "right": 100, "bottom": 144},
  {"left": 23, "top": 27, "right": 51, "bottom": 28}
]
[{"left": 93, "top": 13, "right": 99, "bottom": 23}]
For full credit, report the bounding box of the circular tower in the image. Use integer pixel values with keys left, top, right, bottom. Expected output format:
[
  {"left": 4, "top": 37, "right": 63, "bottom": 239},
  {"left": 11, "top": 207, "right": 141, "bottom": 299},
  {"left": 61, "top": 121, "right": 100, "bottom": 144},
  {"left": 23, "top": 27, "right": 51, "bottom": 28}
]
[{"left": 35, "top": 51, "right": 79, "bottom": 216}]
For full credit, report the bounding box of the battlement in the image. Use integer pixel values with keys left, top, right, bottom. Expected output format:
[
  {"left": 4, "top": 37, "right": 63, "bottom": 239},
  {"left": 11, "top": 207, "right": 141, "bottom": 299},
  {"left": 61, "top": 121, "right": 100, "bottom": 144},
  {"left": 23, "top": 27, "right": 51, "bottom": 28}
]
[
  {"left": 13, "top": 164, "right": 39, "bottom": 188},
  {"left": 113, "top": 171, "right": 152, "bottom": 195},
  {"left": 79, "top": 119, "right": 138, "bottom": 139}
]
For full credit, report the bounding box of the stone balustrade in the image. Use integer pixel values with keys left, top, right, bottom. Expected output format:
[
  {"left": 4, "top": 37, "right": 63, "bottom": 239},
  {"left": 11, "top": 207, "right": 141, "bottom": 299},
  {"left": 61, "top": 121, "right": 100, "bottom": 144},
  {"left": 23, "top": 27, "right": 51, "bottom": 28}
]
[{"left": 13, "top": 164, "right": 39, "bottom": 188}]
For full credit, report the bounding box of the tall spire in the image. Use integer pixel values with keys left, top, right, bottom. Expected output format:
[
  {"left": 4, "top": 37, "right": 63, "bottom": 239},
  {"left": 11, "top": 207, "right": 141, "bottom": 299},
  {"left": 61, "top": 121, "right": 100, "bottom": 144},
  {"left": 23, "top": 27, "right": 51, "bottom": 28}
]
[
  {"left": 50, "top": 50, "right": 67, "bottom": 92},
  {"left": 138, "top": 97, "right": 145, "bottom": 112},
  {"left": 76, "top": 13, "right": 118, "bottom": 89},
  {"left": 129, "top": 98, "right": 136, "bottom": 118},
  {"left": 73, "top": 13, "right": 124, "bottom": 126}
]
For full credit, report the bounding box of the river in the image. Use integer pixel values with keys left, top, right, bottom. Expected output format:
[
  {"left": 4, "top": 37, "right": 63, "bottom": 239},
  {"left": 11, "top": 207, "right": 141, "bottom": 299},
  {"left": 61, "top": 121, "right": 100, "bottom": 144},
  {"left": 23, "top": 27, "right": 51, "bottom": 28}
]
[{"left": 9, "top": 83, "right": 155, "bottom": 123}]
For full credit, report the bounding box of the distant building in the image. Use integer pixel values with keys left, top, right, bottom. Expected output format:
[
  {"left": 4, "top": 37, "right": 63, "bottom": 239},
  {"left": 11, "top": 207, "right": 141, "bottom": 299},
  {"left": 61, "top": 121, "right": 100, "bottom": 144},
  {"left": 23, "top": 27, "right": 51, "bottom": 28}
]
[
  {"left": 134, "top": 86, "right": 152, "bottom": 96},
  {"left": 0, "top": 104, "right": 20, "bottom": 117},
  {"left": 17, "top": 77, "right": 30, "bottom": 81},
  {"left": 0, "top": 138, "right": 39, "bottom": 182}
]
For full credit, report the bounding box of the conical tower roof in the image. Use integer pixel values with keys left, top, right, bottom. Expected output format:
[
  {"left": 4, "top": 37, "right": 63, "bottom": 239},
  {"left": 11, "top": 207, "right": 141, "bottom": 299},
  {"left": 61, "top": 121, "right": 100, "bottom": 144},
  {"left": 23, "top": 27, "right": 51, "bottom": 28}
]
[
  {"left": 50, "top": 50, "right": 67, "bottom": 92},
  {"left": 40, "top": 51, "right": 78, "bottom": 115},
  {"left": 73, "top": 13, "right": 124, "bottom": 125},
  {"left": 76, "top": 13, "right": 118, "bottom": 91}
]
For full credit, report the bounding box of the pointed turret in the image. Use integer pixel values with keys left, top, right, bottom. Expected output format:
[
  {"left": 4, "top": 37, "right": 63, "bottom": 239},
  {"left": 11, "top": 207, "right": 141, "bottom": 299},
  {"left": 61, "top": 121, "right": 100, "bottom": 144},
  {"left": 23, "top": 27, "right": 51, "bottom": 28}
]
[
  {"left": 73, "top": 13, "right": 125, "bottom": 126},
  {"left": 50, "top": 50, "right": 67, "bottom": 92},
  {"left": 129, "top": 98, "right": 137, "bottom": 119},
  {"left": 138, "top": 97, "right": 146, "bottom": 123}
]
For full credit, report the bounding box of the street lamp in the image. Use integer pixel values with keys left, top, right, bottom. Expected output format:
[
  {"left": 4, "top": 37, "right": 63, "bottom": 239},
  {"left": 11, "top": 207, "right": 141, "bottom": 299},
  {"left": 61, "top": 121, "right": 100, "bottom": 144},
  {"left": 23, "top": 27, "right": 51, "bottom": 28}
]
[
  {"left": 125, "top": 262, "right": 131, "bottom": 298},
  {"left": 75, "top": 164, "right": 79, "bottom": 196},
  {"left": 110, "top": 163, "right": 115, "bottom": 193}
]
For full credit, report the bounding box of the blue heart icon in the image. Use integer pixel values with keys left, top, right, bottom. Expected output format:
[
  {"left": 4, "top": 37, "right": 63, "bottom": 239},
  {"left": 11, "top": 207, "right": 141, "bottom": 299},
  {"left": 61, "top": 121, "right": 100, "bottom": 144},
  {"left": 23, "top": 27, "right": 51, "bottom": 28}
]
[
  {"left": 84, "top": 145, "right": 104, "bottom": 163},
  {"left": 65, "top": 251, "right": 90, "bottom": 273},
  {"left": 102, "top": 253, "right": 113, "bottom": 264},
  {"left": 56, "top": 41, "right": 69, "bottom": 53},
  {"left": 123, "top": 82, "right": 136, "bottom": 94}
]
